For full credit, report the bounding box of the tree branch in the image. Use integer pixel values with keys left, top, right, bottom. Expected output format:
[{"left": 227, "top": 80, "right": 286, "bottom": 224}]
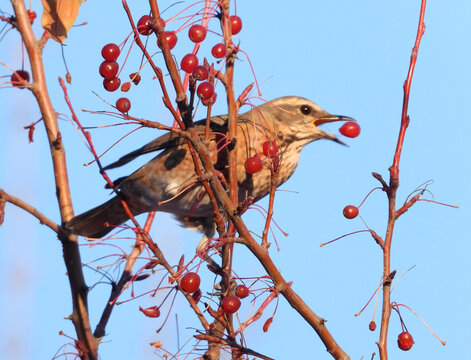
[
  {"left": 10, "top": 1, "right": 97, "bottom": 358},
  {"left": 0, "top": 189, "right": 59, "bottom": 232},
  {"left": 378, "top": 1, "right": 427, "bottom": 359}
]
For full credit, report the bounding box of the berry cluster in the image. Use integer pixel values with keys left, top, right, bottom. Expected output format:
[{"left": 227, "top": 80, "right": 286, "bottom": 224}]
[
  {"left": 99, "top": 43, "right": 121, "bottom": 92},
  {"left": 244, "top": 140, "right": 278, "bottom": 174},
  {"left": 138, "top": 14, "right": 242, "bottom": 105},
  {"left": 180, "top": 272, "right": 250, "bottom": 314},
  {"left": 221, "top": 284, "right": 250, "bottom": 314},
  {"left": 96, "top": 13, "right": 243, "bottom": 114}
]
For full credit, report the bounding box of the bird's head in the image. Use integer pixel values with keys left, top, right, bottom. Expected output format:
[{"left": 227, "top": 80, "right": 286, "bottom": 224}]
[{"left": 253, "top": 96, "right": 355, "bottom": 146}]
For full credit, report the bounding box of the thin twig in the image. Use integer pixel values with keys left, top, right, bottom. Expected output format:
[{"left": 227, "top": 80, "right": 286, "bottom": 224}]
[
  {"left": 0, "top": 189, "right": 59, "bottom": 232},
  {"left": 377, "top": 2, "right": 427, "bottom": 359}
]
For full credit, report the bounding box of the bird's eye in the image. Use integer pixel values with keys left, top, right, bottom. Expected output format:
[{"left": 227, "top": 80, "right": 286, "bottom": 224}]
[{"left": 300, "top": 105, "right": 311, "bottom": 115}]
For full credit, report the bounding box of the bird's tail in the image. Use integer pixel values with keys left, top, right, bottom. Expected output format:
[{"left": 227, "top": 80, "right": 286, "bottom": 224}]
[{"left": 65, "top": 196, "right": 131, "bottom": 238}]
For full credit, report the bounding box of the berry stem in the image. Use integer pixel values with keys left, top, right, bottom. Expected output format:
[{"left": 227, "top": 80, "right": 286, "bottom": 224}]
[
  {"left": 235, "top": 47, "right": 262, "bottom": 96},
  {"left": 355, "top": 276, "right": 384, "bottom": 317},
  {"left": 417, "top": 198, "right": 459, "bottom": 208},
  {"left": 357, "top": 187, "right": 383, "bottom": 208},
  {"left": 320, "top": 229, "right": 371, "bottom": 247},
  {"left": 234, "top": 288, "right": 280, "bottom": 335},
  {"left": 392, "top": 302, "right": 446, "bottom": 345}
]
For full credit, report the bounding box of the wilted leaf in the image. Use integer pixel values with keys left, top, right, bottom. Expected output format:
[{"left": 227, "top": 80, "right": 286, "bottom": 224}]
[{"left": 41, "top": 0, "right": 83, "bottom": 43}]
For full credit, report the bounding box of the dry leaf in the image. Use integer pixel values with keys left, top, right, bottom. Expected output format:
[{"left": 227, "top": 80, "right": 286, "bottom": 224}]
[{"left": 41, "top": 0, "right": 83, "bottom": 43}]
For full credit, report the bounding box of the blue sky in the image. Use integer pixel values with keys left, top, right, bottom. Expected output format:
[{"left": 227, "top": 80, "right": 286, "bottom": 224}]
[{"left": 1, "top": 1, "right": 470, "bottom": 359}]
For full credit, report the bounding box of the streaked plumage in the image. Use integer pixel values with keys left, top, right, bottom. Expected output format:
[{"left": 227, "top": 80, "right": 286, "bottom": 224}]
[{"left": 66, "top": 96, "right": 353, "bottom": 238}]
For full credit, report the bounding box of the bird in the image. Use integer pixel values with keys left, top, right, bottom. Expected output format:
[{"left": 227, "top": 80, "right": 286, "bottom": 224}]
[{"left": 65, "top": 96, "right": 354, "bottom": 241}]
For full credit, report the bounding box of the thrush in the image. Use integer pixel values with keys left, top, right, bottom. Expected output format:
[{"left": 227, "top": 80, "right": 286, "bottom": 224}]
[{"left": 66, "top": 96, "right": 353, "bottom": 239}]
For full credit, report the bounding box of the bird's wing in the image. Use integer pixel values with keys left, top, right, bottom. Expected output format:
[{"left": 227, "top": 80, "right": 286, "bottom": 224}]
[
  {"left": 103, "top": 132, "right": 183, "bottom": 170},
  {"left": 103, "top": 115, "right": 230, "bottom": 170}
]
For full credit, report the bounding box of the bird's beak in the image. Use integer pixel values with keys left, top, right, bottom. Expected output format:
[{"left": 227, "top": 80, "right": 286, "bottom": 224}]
[
  {"left": 313, "top": 115, "right": 356, "bottom": 146},
  {"left": 313, "top": 115, "right": 355, "bottom": 127}
]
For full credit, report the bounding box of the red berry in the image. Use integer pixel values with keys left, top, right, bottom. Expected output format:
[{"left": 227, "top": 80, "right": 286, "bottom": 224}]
[
  {"left": 180, "top": 53, "right": 198, "bottom": 73},
  {"left": 343, "top": 205, "right": 359, "bottom": 219},
  {"left": 211, "top": 43, "right": 226, "bottom": 58},
  {"left": 103, "top": 77, "right": 121, "bottom": 92},
  {"left": 201, "top": 92, "right": 217, "bottom": 106},
  {"left": 230, "top": 15, "right": 242, "bottom": 35},
  {"left": 339, "top": 121, "right": 360, "bottom": 138},
  {"left": 263, "top": 317, "right": 273, "bottom": 332},
  {"left": 137, "top": 15, "right": 154, "bottom": 35},
  {"left": 116, "top": 97, "right": 131, "bottom": 113},
  {"left": 121, "top": 82, "right": 131, "bottom": 92},
  {"left": 188, "top": 24, "right": 207, "bottom": 43},
  {"left": 101, "top": 43, "right": 120, "bottom": 61},
  {"left": 139, "top": 306, "right": 160, "bottom": 318},
  {"left": 157, "top": 31, "right": 178, "bottom": 49},
  {"left": 180, "top": 272, "right": 200, "bottom": 293},
  {"left": 369, "top": 321, "right": 377, "bottom": 331},
  {"left": 27, "top": 9, "right": 37, "bottom": 24},
  {"left": 397, "top": 332, "right": 414, "bottom": 351},
  {"left": 11, "top": 70, "right": 30, "bottom": 88},
  {"left": 245, "top": 156, "right": 263, "bottom": 174},
  {"left": 191, "top": 65, "right": 209, "bottom": 81},
  {"left": 196, "top": 82, "right": 214, "bottom": 100},
  {"left": 129, "top": 72, "right": 141, "bottom": 85},
  {"left": 222, "top": 296, "right": 241, "bottom": 314},
  {"left": 262, "top": 141, "right": 278, "bottom": 158},
  {"left": 235, "top": 285, "right": 249, "bottom": 299},
  {"left": 156, "top": 18, "right": 166, "bottom": 29},
  {"left": 99, "top": 61, "right": 119, "bottom": 80}
]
